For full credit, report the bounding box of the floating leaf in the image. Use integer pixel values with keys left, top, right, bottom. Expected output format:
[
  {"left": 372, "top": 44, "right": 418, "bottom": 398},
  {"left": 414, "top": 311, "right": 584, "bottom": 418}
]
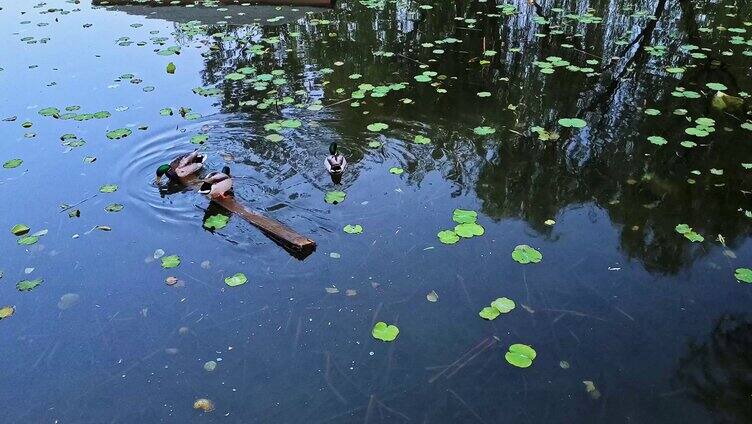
[
  {"left": 372, "top": 321, "right": 399, "bottom": 342},
  {"left": 389, "top": 167, "right": 404, "bottom": 175},
  {"left": 191, "top": 134, "right": 209, "bottom": 144},
  {"left": 3, "top": 159, "right": 22, "bottom": 169},
  {"left": 505, "top": 344, "right": 537, "bottom": 368},
  {"left": 473, "top": 126, "right": 495, "bottom": 135},
  {"left": 512, "top": 244, "right": 542, "bottom": 264},
  {"left": 16, "top": 278, "right": 43, "bottom": 292},
  {"left": 734, "top": 268, "right": 752, "bottom": 283},
  {"left": 324, "top": 191, "right": 346, "bottom": 204},
  {"left": 437, "top": 230, "right": 459, "bottom": 244},
  {"left": 647, "top": 135, "right": 668, "bottom": 146},
  {"left": 11, "top": 224, "right": 30, "bottom": 236},
  {"left": 491, "top": 297, "right": 516, "bottom": 313},
  {"left": 414, "top": 135, "right": 431, "bottom": 145},
  {"left": 426, "top": 290, "right": 438, "bottom": 302},
  {"left": 558, "top": 118, "right": 587, "bottom": 128},
  {"left": 99, "top": 184, "right": 118, "bottom": 193},
  {"left": 367, "top": 122, "right": 389, "bottom": 132},
  {"left": 343, "top": 224, "right": 363, "bottom": 234},
  {"left": 166, "top": 62, "right": 176, "bottom": 74},
  {"left": 105, "top": 203, "right": 124, "bottom": 212},
  {"left": 17, "top": 235, "right": 39, "bottom": 246},
  {"left": 0, "top": 305, "right": 15, "bottom": 319},
  {"left": 106, "top": 128, "right": 132, "bottom": 140},
  {"left": 705, "top": 82, "right": 728, "bottom": 91},
  {"left": 224, "top": 272, "right": 248, "bottom": 287},
  {"left": 161, "top": 255, "right": 181, "bottom": 269},
  {"left": 454, "top": 222, "right": 484, "bottom": 238},
  {"left": 479, "top": 306, "right": 500, "bottom": 320},
  {"left": 452, "top": 209, "right": 477, "bottom": 224},
  {"left": 204, "top": 214, "right": 229, "bottom": 230}
]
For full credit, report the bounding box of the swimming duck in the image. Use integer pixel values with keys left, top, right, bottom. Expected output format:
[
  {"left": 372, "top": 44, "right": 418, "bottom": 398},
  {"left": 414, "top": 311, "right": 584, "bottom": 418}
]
[
  {"left": 325, "top": 142, "right": 347, "bottom": 175},
  {"left": 199, "top": 166, "right": 233, "bottom": 199},
  {"left": 156, "top": 151, "right": 206, "bottom": 184}
]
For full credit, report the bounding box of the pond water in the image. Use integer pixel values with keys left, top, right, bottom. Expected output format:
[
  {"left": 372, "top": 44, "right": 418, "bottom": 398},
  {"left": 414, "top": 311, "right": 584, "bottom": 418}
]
[{"left": 1, "top": 0, "right": 751, "bottom": 422}]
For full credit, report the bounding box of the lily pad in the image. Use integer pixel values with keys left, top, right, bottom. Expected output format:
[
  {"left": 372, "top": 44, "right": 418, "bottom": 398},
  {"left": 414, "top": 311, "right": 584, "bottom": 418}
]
[
  {"left": 204, "top": 214, "right": 229, "bottom": 230},
  {"left": 452, "top": 209, "right": 478, "bottom": 224},
  {"left": 512, "top": 244, "right": 542, "bottom": 264},
  {"left": 414, "top": 135, "right": 431, "bottom": 144},
  {"left": 3, "top": 159, "right": 23, "bottom": 169},
  {"left": 647, "top": 136, "right": 668, "bottom": 146},
  {"left": 161, "top": 255, "right": 181, "bottom": 269},
  {"left": 11, "top": 224, "right": 30, "bottom": 236},
  {"left": 473, "top": 126, "right": 496, "bottom": 136},
  {"left": 437, "top": 230, "right": 460, "bottom": 244},
  {"left": 343, "top": 224, "right": 363, "bottom": 234},
  {"left": 372, "top": 321, "right": 399, "bottom": 342},
  {"left": 389, "top": 167, "right": 404, "bottom": 175},
  {"left": 17, "top": 278, "right": 43, "bottom": 292},
  {"left": 105, "top": 203, "right": 124, "bottom": 212},
  {"left": 505, "top": 343, "right": 537, "bottom": 368},
  {"left": 224, "top": 272, "right": 248, "bottom": 287},
  {"left": 491, "top": 297, "right": 516, "bottom": 313},
  {"left": 324, "top": 191, "right": 346, "bottom": 204},
  {"left": 558, "top": 118, "right": 587, "bottom": 128},
  {"left": 106, "top": 128, "right": 132, "bottom": 140},
  {"left": 705, "top": 82, "right": 728, "bottom": 91},
  {"left": 479, "top": 306, "right": 500, "bottom": 320},
  {"left": 454, "top": 222, "right": 484, "bottom": 238},
  {"left": 17, "top": 236, "right": 39, "bottom": 246},
  {"left": 367, "top": 122, "right": 389, "bottom": 132},
  {"left": 99, "top": 184, "right": 118, "bottom": 193},
  {"left": 0, "top": 305, "right": 15, "bottom": 319},
  {"left": 734, "top": 268, "right": 752, "bottom": 283}
]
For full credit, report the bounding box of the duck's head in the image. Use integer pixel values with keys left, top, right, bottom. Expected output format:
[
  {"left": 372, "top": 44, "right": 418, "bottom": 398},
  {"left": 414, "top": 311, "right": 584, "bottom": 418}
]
[
  {"left": 222, "top": 166, "right": 231, "bottom": 176},
  {"left": 329, "top": 142, "right": 338, "bottom": 156},
  {"left": 155, "top": 164, "right": 170, "bottom": 183}
]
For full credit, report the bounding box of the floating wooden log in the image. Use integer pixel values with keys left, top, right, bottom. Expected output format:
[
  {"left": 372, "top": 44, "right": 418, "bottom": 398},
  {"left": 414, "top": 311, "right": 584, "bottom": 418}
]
[{"left": 184, "top": 177, "right": 316, "bottom": 259}]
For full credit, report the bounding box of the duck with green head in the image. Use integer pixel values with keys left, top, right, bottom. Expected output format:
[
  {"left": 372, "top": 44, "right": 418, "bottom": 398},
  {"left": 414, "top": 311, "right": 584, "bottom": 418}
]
[
  {"left": 155, "top": 150, "right": 206, "bottom": 184},
  {"left": 198, "top": 166, "right": 233, "bottom": 199}
]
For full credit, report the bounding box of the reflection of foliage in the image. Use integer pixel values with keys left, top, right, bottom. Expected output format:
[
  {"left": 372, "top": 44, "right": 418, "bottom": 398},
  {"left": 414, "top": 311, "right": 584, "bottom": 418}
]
[
  {"left": 170, "top": 0, "right": 750, "bottom": 273},
  {"left": 676, "top": 314, "right": 752, "bottom": 424}
]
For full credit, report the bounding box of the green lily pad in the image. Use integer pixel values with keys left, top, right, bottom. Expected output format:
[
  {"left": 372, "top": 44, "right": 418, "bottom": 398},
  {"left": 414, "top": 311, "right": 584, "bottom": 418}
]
[
  {"left": 505, "top": 344, "right": 537, "bottom": 368},
  {"left": 105, "top": 203, "right": 124, "bottom": 212},
  {"left": 166, "top": 62, "right": 176, "bottom": 74},
  {"left": 437, "top": 230, "right": 460, "bottom": 244},
  {"left": 11, "top": 224, "right": 30, "bottom": 236},
  {"left": 452, "top": 209, "right": 478, "bottom": 224},
  {"left": 675, "top": 224, "right": 691, "bottom": 234},
  {"left": 324, "top": 191, "right": 346, "bottom": 204},
  {"left": 479, "top": 306, "right": 500, "bottom": 320},
  {"left": 3, "top": 159, "right": 23, "bottom": 169},
  {"left": 512, "top": 244, "right": 542, "bottom": 264},
  {"left": 191, "top": 134, "right": 209, "bottom": 144},
  {"left": 454, "top": 222, "right": 484, "bottom": 238},
  {"left": 343, "top": 224, "right": 363, "bottom": 234},
  {"left": 224, "top": 272, "right": 248, "bottom": 287},
  {"left": 414, "top": 135, "right": 431, "bottom": 144},
  {"left": 705, "top": 82, "right": 728, "bottom": 91},
  {"left": 389, "top": 167, "right": 404, "bottom": 175},
  {"left": 161, "top": 255, "right": 181, "bottom": 269},
  {"left": 558, "top": 118, "right": 587, "bottom": 128},
  {"left": 265, "top": 133, "right": 283, "bottom": 142},
  {"left": 204, "top": 214, "right": 229, "bottom": 230},
  {"left": 473, "top": 126, "right": 496, "bottom": 136},
  {"left": 17, "top": 278, "right": 43, "bottom": 292},
  {"left": 38, "top": 107, "right": 60, "bottom": 117},
  {"left": 99, "top": 184, "right": 118, "bottom": 193},
  {"left": 647, "top": 136, "right": 668, "bottom": 145},
  {"left": 735, "top": 268, "right": 752, "bottom": 283},
  {"left": 367, "top": 122, "right": 389, "bottom": 132},
  {"left": 491, "top": 297, "right": 516, "bottom": 313},
  {"left": 106, "top": 128, "right": 132, "bottom": 140},
  {"left": 372, "top": 321, "right": 399, "bottom": 342},
  {"left": 17, "top": 236, "right": 39, "bottom": 246}
]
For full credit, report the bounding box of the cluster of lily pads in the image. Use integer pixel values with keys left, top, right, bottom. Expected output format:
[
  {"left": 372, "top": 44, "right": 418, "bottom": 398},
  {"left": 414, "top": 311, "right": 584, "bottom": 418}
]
[{"left": 437, "top": 209, "right": 485, "bottom": 244}]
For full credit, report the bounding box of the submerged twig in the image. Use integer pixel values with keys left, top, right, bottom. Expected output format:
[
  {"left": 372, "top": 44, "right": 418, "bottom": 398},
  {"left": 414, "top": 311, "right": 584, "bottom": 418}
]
[{"left": 59, "top": 193, "right": 97, "bottom": 212}]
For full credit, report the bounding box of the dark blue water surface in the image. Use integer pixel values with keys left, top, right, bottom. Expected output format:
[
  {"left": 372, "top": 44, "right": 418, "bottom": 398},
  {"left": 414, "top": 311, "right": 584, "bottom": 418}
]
[{"left": 1, "top": 0, "right": 752, "bottom": 422}]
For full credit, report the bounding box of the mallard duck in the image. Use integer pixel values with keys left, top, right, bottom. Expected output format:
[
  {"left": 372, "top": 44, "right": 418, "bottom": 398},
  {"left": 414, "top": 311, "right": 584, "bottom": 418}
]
[
  {"left": 199, "top": 166, "right": 233, "bottom": 199},
  {"left": 156, "top": 151, "right": 206, "bottom": 184},
  {"left": 325, "top": 142, "right": 347, "bottom": 175}
]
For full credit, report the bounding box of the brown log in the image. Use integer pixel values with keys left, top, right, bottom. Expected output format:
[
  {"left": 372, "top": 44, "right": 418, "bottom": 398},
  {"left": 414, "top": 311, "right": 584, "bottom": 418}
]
[{"left": 183, "top": 176, "right": 316, "bottom": 259}]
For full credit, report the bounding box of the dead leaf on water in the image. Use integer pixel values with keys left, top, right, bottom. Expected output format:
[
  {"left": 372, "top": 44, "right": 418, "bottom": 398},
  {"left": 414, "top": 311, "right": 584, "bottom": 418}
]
[
  {"left": 426, "top": 290, "right": 438, "bottom": 302},
  {"left": 345, "top": 289, "right": 357, "bottom": 296},
  {"left": 193, "top": 398, "right": 215, "bottom": 412},
  {"left": 325, "top": 286, "right": 339, "bottom": 294},
  {"left": 0, "top": 305, "right": 15, "bottom": 320},
  {"left": 582, "top": 380, "right": 601, "bottom": 399}
]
